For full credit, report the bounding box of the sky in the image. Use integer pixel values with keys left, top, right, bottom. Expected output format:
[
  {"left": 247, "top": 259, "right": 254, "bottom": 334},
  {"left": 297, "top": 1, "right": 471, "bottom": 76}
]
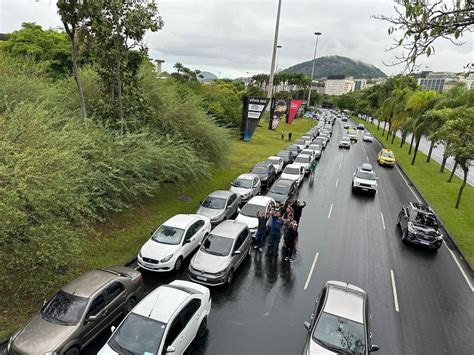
[{"left": 0, "top": 0, "right": 472, "bottom": 78}]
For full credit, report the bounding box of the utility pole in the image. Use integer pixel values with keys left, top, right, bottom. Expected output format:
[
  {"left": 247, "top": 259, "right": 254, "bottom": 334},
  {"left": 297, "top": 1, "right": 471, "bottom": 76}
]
[
  {"left": 267, "top": 0, "right": 283, "bottom": 129},
  {"left": 307, "top": 32, "right": 322, "bottom": 107}
]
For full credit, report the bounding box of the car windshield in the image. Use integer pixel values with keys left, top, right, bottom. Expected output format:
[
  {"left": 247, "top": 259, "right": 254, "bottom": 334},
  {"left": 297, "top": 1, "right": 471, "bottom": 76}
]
[
  {"left": 232, "top": 178, "right": 252, "bottom": 189},
  {"left": 364, "top": 133, "right": 372, "bottom": 137},
  {"left": 270, "top": 183, "right": 290, "bottom": 195},
  {"left": 40, "top": 290, "right": 88, "bottom": 325},
  {"left": 309, "top": 145, "right": 321, "bottom": 151},
  {"left": 201, "top": 234, "right": 234, "bottom": 256},
  {"left": 382, "top": 152, "right": 394, "bottom": 158},
  {"left": 108, "top": 313, "right": 166, "bottom": 355},
  {"left": 202, "top": 196, "right": 226, "bottom": 209},
  {"left": 151, "top": 225, "right": 185, "bottom": 245},
  {"left": 295, "top": 140, "right": 305, "bottom": 145},
  {"left": 312, "top": 312, "right": 366, "bottom": 354},
  {"left": 240, "top": 203, "right": 264, "bottom": 218},
  {"left": 341, "top": 137, "right": 350, "bottom": 142},
  {"left": 295, "top": 156, "right": 309, "bottom": 163},
  {"left": 252, "top": 166, "right": 268, "bottom": 174},
  {"left": 356, "top": 170, "right": 376, "bottom": 180},
  {"left": 289, "top": 146, "right": 299, "bottom": 151},
  {"left": 268, "top": 158, "right": 279, "bottom": 164},
  {"left": 410, "top": 211, "right": 438, "bottom": 227},
  {"left": 284, "top": 167, "right": 300, "bottom": 175}
]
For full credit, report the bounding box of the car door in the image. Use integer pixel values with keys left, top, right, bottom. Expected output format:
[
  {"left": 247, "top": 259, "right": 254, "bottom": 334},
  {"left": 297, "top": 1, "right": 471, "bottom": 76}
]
[
  {"left": 162, "top": 313, "right": 185, "bottom": 354},
  {"left": 399, "top": 206, "right": 409, "bottom": 232},
  {"left": 165, "top": 299, "right": 202, "bottom": 354},
  {"left": 182, "top": 223, "right": 198, "bottom": 258},
  {"left": 299, "top": 167, "right": 304, "bottom": 184},
  {"left": 231, "top": 233, "right": 244, "bottom": 270},
  {"left": 252, "top": 177, "right": 261, "bottom": 196},
  {"left": 226, "top": 194, "right": 237, "bottom": 219},
  {"left": 81, "top": 292, "right": 108, "bottom": 346},
  {"left": 103, "top": 281, "right": 127, "bottom": 323}
]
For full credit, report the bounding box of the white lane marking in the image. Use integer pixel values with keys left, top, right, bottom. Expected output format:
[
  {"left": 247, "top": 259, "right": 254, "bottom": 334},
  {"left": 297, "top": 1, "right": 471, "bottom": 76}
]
[
  {"left": 445, "top": 243, "right": 474, "bottom": 292},
  {"left": 390, "top": 269, "right": 400, "bottom": 312},
  {"left": 335, "top": 179, "right": 339, "bottom": 188},
  {"left": 339, "top": 162, "right": 342, "bottom": 170},
  {"left": 381, "top": 212, "right": 386, "bottom": 230},
  {"left": 328, "top": 203, "right": 333, "bottom": 219},
  {"left": 304, "top": 252, "right": 319, "bottom": 290},
  {"left": 395, "top": 165, "right": 422, "bottom": 203}
]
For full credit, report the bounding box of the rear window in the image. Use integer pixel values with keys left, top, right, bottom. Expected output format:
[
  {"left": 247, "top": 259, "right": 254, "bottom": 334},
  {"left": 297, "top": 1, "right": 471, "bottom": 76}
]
[
  {"left": 295, "top": 156, "right": 310, "bottom": 163},
  {"left": 284, "top": 167, "right": 300, "bottom": 175}
]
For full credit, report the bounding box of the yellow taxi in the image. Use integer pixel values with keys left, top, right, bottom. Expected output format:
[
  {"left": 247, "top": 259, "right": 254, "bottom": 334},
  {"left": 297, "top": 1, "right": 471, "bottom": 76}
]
[{"left": 377, "top": 148, "right": 396, "bottom": 167}]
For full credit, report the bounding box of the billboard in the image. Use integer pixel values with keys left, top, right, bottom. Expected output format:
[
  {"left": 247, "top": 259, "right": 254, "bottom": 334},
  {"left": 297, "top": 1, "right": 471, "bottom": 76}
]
[
  {"left": 269, "top": 98, "right": 288, "bottom": 130},
  {"left": 287, "top": 99, "right": 304, "bottom": 124},
  {"left": 240, "top": 97, "right": 270, "bottom": 141}
]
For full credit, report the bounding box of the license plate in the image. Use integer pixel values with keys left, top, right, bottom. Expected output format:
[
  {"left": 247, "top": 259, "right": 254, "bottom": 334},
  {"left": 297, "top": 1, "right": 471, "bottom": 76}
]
[
  {"left": 146, "top": 263, "right": 157, "bottom": 269},
  {"left": 362, "top": 188, "right": 368, "bottom": 191},
  {"left": 420, "top": 240, "right": 430, "bottom": 246},
  {"left": 196, "top": 275, "right": 207, "bottom": 281}
]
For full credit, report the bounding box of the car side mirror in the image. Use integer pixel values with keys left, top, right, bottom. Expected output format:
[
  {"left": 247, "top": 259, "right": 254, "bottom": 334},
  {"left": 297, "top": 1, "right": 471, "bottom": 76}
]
[
  {"left": 184, "top": 239, "right": 191, "bottom": 245},
  {"left": 304, "top": 321, "right": 311, "bottom": 331},
  {"left": 369, "top": 344, "right": 380, "bottom": 352},
  {"left": 111, "top": 325, "right": 116, "bottom": 333},
  {"left": 166, "top": 346, "right": 176, "bottom": 353},
  {"left": 237, "top": 208, "right": 241, "bottom": 213},
  {"left": 199, "top": 201, "right": 202, "bottom": 205},
  {"left": 227, "top": 205, "right": 232, "bottom": 210},
  {"left": 86, "top": 315, "right": 98, "bottom": 323},
  {"left": 43, "top": 299, "right": 47, "bottom": 306},
  {"left": 233, "top": 250, "right": 241, "bottom": 255}
]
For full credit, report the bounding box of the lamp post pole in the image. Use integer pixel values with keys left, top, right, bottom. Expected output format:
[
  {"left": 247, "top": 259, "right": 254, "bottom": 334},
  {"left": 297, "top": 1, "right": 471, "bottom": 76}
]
[
  {"left": 307, "top": 32, "right": 322, "bottom": 107},
  {"left": 267, "top": 0, "right": 283, "bottom": 129}
]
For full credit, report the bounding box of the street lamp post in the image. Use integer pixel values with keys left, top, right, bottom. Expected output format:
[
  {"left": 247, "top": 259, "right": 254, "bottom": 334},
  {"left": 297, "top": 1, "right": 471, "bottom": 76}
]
[
  {"left": 267, "top": 0, "right": 283, "bottom": 129},
  {"left": 275, "top": 45, "right": 282, "bottom": 73},
  {"left": 307, "top": 32, "right": 322, "bottom": 107}
]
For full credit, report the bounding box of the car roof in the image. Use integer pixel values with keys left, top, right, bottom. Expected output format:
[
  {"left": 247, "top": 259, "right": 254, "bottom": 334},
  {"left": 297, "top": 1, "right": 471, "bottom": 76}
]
[
  {"left": 247, "top": 195, "right": 274, "bottom": 206},
  {"left": 164, "top": 214, "right": 201, "bottom": 228},
  {"left": 207, "top": 190, "right": 233, "bottom": 199},
  {"left": 341, "top": 136, "right": 350, "bottom": 139},
  {"left": 254, "top": 161, "right": 270, "bottom": 168},
  {"left": 273, "top": 178, "right": 294, "bottom": 187},
  {"left": 296, "top": 154, "right": 311, "bottom": 158},
  {"left": 381, "top": 148, "right": 393, "bottom": 153},
  {"left": 236, "top": 173, "right": 258, "bottom": 180},
  {"left": 268, "top": 156, "right": 281, "bottom": 160},
  {"left": 323, "top": 281, "right": 366, "bottom": 324},
  {"left": 211, "top": 220, "right": 247, "bottom": 239},
  {"left": 62, "top": 269, "right": 117, "bottom": 298},
  {"left": 361, "top": 163, "right": 373, "bottom": 171},
  {"left": 285, "top": 164, "right": 302, "bottom": 170}
]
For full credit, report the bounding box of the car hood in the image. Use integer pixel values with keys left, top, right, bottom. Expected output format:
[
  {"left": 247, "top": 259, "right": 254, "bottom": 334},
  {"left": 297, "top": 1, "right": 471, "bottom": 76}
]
[
  {"left": 12, "top": 313, "right": 76, "bottom": 354},
  {"left": 266, "top": 192, "right": 287, "bottom": 204},
  {"left": 409, "top": 222, "right": 439, "bottom": 237},
  {"left": 230, "top": 186, "right": 252, "bottom": 196},
  {"left": 97, "top": 342, "right": 117, "bottom": 354},
  {"left": 307, "top": 339, "right": 338, "bottom": 354},
  {"left": 196, "top": 206, "right": 224, "bottom": 220},
  {"left": 235, "top": 214, "right": 258, "bottom": 229},
  {"left": 191, "top": 250, "right": 231, "bottom": 273},
  {"left": 354, "top": 177, "right": 376, "bottom": 186},
  {"left": 141, "top": 239, "right": 179, "bottom": 259}
]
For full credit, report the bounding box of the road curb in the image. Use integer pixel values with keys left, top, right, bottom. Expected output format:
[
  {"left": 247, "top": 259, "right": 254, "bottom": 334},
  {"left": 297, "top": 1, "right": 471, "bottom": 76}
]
[
  {"left": 358, "top": 118, "right": 473, "bottom": 277},
  {"left": 124, "top": 256, "right": 138, "bottom": 267}
]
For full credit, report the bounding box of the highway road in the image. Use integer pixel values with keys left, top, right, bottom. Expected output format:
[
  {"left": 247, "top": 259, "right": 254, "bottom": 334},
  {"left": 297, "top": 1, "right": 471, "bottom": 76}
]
[{"left": 83, "top": 118, "right": 474, "bottom": 354}]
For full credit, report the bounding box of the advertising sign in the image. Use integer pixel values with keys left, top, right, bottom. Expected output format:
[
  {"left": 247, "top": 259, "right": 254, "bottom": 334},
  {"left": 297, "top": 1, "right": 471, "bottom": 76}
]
[
  {"left": 240, "top": 97, "right": 270, "bottom": 141},
  {"left": 269, "top": 98, "right": 288, "bottom": 130},
  {"left": 287, "top": 99, "right": 304, "bottom": 124}
]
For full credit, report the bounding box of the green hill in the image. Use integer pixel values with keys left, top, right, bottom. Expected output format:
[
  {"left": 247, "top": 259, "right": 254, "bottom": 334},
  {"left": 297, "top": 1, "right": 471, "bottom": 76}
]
[{"left": 282, "top": 55, "right": 386, "bottom": 79}]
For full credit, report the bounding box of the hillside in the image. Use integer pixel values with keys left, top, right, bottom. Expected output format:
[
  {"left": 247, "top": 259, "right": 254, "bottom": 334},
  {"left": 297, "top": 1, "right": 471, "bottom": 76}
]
[
  {"left": 282, "top": 55, "right": 386, "bottom": 79},
  {"left": 198, "top": 70, "right": 218, "bottom": 82}
]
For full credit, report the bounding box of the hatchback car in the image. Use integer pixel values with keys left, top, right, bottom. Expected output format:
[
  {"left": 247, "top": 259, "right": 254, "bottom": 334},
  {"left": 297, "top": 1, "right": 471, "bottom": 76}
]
[
  {"left": 339, "top": 136, "right": 351, "bottom": 149},
  {"left": 352, "top": 165, "right": 378, "bottom": 195},
  {"left": 281, "top": 164, "right": 305, "bottom": 186},
  {"left": 363, "top": 132, "right": 374, "bottom": 142},
  {"left": 196, "top": 190, "right": 241, "bottom": 226},
  {"left": 293, "top": 154, "right": 312, "bottom": 175},
  {"left": 189, "top": 220, "right": 251, "bottom": 286},
  {"left": 294, "top": 139, "right": 308, "bottom": 150},
  {"left": 251, "top": 162, "right": 277, "bottom": 188},
  {"left": 300, "top": 149, "right": 316, "bottom": 162},
  {"left": 303, "top": 281, "right": 380, "bottom": 355},
  {"left": 138, "top": 214, "right": 212, "bottom": 272},
  {"left": 357, "top": 123, "right": 365, "bottom": 130},
  {"left": 8, "top": 266, "right": 143, "bottom": 355},
  {"left": 348, "top": 130, "right": 358, "bottom": 143},
  {"left": 377, "top": 149, "right": 395, "bottom": 167},
  {"left": 397, "top": 202, "right": 443, "bottom": 250},
  {"left": 235, "top": 195, "right": 275, "bottom": 234},
  {"left": 267, "top": 178, "right": 299, "bottom": 205},
  {"left": 308, "top": 144, "right": 322, "bottom": 159},
  {"left": 267, "top": 156, "right": 285, "bottom": 174},
  {"left": 276, "top": 150, "right": 296, "bottom": 166},
  {"left": 230, "top": 173, "right": 261, "bottom": 203},
  {"left": 98, "top": 280, "right": 211, "bottom": 355}
]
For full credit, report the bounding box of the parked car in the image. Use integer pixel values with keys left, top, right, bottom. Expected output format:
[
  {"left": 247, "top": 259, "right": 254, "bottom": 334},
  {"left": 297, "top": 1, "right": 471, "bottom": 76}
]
[
  {"left": 293, "top": 154, "right": 312, "bottom": 175},
  {"left": 341, "top": 117, "right": 348, "bottom": 122},
  {"left": 288, "top": 144, "right": 302, "bottom": 156},
  {"left": 348, "top": 130, "right": 358, "bottom": 143},
  {"left": 363, "top": 132, "right": 374, "bottom": 142},
  {"left": 267, "top": 156, "right": 285, "bottom": 174},
  {"left": 357, "top": 123, "right": 365, "bottom": 130},
  {"left": 301, "top": 136, "right": 313, "bottom": 146},
  {"left": 235, "top": 195, "right": 275, "bottom": 234},
  {"left": 251, "top": 162, "right": 277, "bottom": 188},
  {"left": 276, "top": 150, "right": 296, "bottom": 166},
  {"left": 98, "top": 280, "right": 211, "bottom": 355},
  {"left": 294, "top": 139, "right": 308, "bottom": 150},
  {"left": 281, "top": 164, "right": 305, "bottom": 186},
  {"left": 196, "top": 190, "right": 241, "bottom": 226},
  {"left": 308, "top": 144, "right": 322, "bottom": 159},
  {"left": 314, "top": 136, "right": 327, "bottom": 149},
  {"left": 8, "top": 266, "right": 143, "bottom": 355},
  {"left": 300, "top": 149, "right": 316, "bottom": 162},
  {"left": 352, "top": 164, "right": 378, "bottom": 195},
  {"left": 397, "top": 202, "right": 443, "bottom": 250},
  {"left": 189, "top": 220, "right": 251, "bottom": 286},
  {"left": 266, "top": 178, "right": 299, "bottom": 205},
  {"left": 303, "top": 281, "right": 379, "bottom": 355},
  {"left": 339, "top": 136, "right": 351, "bottom": 149},
  {"left": 343, "top": 123, "right": 351, "bottom": 129},
  {"left": 230, "top": 173, "right": 261, "bottom": 203},
  {"left": 138, "top": 214, "right": 212, "bottom": 272},
  {"left": 377, "top": 148, "right": 395, "bottom": 167}
]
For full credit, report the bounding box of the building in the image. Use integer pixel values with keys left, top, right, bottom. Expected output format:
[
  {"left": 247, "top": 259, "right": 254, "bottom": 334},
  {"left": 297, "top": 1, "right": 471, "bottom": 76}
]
[
  {"left": 325, "top": 77, "right": 355, "bottom": 96},
  {"left": 353, "top": 79, "right": 367, "bottom": 91},
  {"left": 418, "top": 72, "right": 457, "bottom": 93},
  {"left": 154, "top": 59, "right": 165, "bottom": 77}
]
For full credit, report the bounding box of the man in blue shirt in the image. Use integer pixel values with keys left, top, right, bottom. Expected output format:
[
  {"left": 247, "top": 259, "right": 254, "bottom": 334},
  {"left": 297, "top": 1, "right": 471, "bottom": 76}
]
[{"left": 268, "top": 210, "right": 286, "bottom": 256}]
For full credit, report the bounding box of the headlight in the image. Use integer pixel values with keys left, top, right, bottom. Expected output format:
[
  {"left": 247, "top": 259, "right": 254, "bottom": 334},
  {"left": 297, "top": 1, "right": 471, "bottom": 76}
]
[
  {"left": 8, "top": 330, "right": 20, "bottom": 350},
  {"left": 160, "top": 254, "right": 173, "bottom": 263},
  {"left": 138, "top": 251, "right": 142, "bottom": 259},
  {"left": 407, "top": 225, "right": 416, "bottom": 234},
  {"left": 437, "top": 232, "right": 443, "bottom": 240},
  {"left": 212, "top": 269, "right": 227, "bottom": 277}
]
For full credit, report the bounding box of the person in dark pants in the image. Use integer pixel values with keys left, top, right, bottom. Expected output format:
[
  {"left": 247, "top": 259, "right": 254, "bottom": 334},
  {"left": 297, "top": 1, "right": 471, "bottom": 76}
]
[
  {"left": 285, "top": 222, "right": 299, "bottom": 262},
  {"left": 281, "top": 131, "right": 285, "bottom": 140},
  {"left": 268, "top": 210, "right": 285, "bottom": 256},
  {"left": 292, "top": 200, "right": 306, "bottom": 224},
  {"left": 255, "top": 209, "right": 269, "bottom": 252},
  {"left": 288, "top": 132, "right": 292, "bottom": 141}
]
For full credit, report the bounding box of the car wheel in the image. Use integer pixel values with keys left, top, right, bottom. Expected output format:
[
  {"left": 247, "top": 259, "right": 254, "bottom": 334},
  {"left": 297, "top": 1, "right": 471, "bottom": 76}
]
[
  {"left": 124, "top": 297, "right": 136, "bottom": 314},
  {"left": 65, "top": 347, "right": 80, "bottom": 355},
  {"left": 174, "top": 256, "right": 183, "bottom": 271},
  {"left": 226, "top": 269, "right": 234, "bottom": 285},
  {"left": 198, "top": 316, "right": 208, "bottom": 338}
]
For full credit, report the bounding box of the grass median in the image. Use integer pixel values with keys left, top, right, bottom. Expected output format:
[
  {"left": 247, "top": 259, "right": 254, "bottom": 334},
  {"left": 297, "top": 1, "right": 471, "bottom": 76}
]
[
  {"left": 353, "top": 116, "right": 474, "bottom": 265},
  {"left": 0, "top": 118, "right": 315, "bottom": 340}
]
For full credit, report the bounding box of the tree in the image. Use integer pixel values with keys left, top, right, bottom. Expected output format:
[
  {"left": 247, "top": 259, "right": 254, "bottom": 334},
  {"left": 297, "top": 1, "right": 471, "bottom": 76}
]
[
  {"left": 376, "top": 0, "right": 474, "bottom": 70},
  {"left": 171, "top": 62, "right": 200, "bottom": 82},
  {"left": 431, "top": 107, "right": 474, "bottom": 208}
]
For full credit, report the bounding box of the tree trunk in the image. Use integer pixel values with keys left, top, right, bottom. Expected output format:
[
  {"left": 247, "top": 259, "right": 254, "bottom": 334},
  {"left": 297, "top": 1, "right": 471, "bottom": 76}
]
[
  {"left": 400, "top": 133, "right": 405, "bottom": 148},
  {"left": 392, "top": 131, "right": 396, "bottom": 144},
  {"left": 455, "top": 164, "right": 468, "bottom": 209},
  {"left": 377, "top": 119, "right": 381, "bottom": 130},
  {"left": 439, "top": 143, "right": 449, "bottom": 173},
  {"left": 115, "top": 38, "right": 124, "bottom": 142},
  {"left": 426, "top": 141, "right": 434, "bottom": 163},
  {"left": 411, "top": 136, "right": 420, "bottom": 165},
  {"left": 408, "top": 134, "right": 415, "bottom": 155},
  {"left": 382, "top": 121, "right": 387, "bottom": 136},
  {"left": 448, "top": 161, "right": 458, "bottom": 182}
]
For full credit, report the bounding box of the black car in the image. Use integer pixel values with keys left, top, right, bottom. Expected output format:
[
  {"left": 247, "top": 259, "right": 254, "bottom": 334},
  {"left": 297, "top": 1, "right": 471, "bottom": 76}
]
[
  {"left": 251, "top": 162, "right": 277, "bottom": 188},
  {"left": 397, "top": 202, "right": 443, "bottom": 250},
  {"left": 266, "top": 178, "right": 299, "bottom": 206},
  {"left": 276, "top": 150, "right": 296, "bottom": 166}
]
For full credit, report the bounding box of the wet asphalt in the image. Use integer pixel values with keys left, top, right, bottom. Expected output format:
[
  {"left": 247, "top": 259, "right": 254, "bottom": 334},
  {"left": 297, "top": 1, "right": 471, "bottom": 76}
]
[{"left": 82, "top": 119, "right": 474, "bottom": 355}]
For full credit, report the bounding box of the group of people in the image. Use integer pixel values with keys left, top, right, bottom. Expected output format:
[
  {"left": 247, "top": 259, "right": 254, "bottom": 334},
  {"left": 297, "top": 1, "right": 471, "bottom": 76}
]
[{"left": 255, "top": 199, "right": 306, "bottom": 262}]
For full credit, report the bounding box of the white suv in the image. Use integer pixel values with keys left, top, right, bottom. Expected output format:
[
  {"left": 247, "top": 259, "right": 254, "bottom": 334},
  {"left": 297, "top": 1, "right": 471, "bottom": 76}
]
[
  {"left": 352, "top": 164, "right": 378, "bottom": 195},
  {"left": 98, "top": 280, "right": 211, "bottom": 355}
]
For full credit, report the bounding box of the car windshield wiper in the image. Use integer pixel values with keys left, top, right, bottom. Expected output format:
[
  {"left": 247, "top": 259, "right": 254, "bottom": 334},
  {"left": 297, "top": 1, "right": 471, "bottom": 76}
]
[
  {"left": 314, "top": 338, "right": 353, "bottom": 354},
  {"left": 42, "top": 314, "right": 70, "bottom": 326},
  {"left": 109, "top": 339, "right": 136, "bottom": 355}
]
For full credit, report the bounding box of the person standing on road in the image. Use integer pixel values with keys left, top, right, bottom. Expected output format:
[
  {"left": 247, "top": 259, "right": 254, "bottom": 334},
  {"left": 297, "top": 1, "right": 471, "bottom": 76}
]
[
  {"left": 285, "top": 222, "right": 299, "bottom": 262},
  {"left": 268, "top": 210, "right": 285, "bottom": 256},
  {"left": 292, "top": 200, "right": 306, "bottom": 224},
  {"left": 255, "top": 210, "right": 269, "bottom": 252},
  {"left": 310, "top": 159, "right": 317, "bottom": 179}
]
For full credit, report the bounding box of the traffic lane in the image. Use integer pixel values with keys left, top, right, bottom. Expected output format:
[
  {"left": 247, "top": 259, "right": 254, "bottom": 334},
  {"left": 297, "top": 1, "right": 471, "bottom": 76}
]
[{"left": 362, "top": 133, "right": 474, "bottom": 353}]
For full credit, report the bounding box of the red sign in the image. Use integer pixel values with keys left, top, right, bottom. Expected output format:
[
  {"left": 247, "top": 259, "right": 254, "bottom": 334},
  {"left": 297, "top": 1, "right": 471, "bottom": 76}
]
[{"left": 287, "top": 100, "right": 304, "bottom": 124}]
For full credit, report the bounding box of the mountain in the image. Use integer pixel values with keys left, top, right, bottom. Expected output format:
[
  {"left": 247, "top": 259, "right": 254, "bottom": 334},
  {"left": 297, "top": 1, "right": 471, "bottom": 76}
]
[
  {"left": 197, "top": 71, "right": 218, "bottom": 82},
  {"left": 282, "top": 55, "right": 386, "bottom": 79}
]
